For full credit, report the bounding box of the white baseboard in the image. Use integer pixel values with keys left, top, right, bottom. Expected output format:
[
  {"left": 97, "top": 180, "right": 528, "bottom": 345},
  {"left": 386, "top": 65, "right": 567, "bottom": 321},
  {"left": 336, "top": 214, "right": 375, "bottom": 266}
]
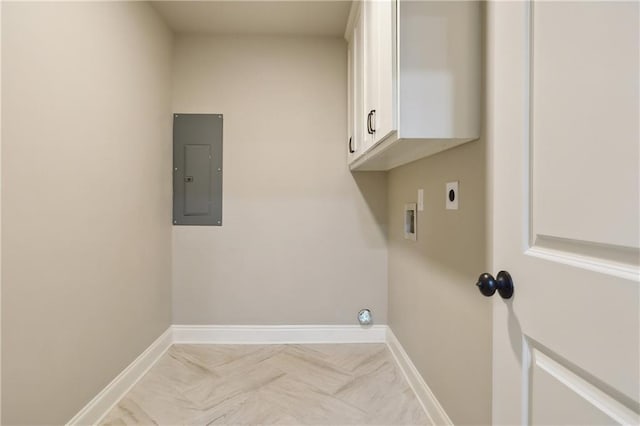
[
  {"left": 386, "top": 328, "right": 453, "bottom": 426},
  {"left": 172, "top": 324, "right": 388, "bottom": 344},
  {"left": 66, "top": 327, "right": 173, "bottom": 426},
  {"left": 67, "top": 325, "right": 452, "bottom": 426}
]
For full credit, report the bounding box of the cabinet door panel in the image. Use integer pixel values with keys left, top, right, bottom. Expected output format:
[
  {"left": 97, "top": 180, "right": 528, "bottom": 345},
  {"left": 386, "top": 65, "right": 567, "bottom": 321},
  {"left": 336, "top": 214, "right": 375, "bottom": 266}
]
[
  {"left": 347, "top": 37, "right": 355, "bottom": 161},
  {"left": 363, "top": 0, "right": 378, "bottom": 151},
  {"left": 374, "top": 0, "right": 396, "bottom": 144},
  {"left": 347, "top": 5, "right": 367, "bottom": 166},
  {"left": 353, "top": 11, "right": 365, "bottom": 158}
]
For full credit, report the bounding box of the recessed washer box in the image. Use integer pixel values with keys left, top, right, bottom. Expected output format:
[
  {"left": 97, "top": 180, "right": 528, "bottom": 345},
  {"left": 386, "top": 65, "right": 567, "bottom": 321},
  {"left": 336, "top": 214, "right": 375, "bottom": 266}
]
[{"left": 404, "top": 203, "right": 417, "bottom": 241}]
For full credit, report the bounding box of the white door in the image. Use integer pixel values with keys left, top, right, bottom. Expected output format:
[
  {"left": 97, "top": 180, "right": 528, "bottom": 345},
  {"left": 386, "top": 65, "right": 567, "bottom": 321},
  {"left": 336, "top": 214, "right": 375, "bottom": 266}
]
[{"left": 488, "top": 1, "right": 639, "bottom": 425}]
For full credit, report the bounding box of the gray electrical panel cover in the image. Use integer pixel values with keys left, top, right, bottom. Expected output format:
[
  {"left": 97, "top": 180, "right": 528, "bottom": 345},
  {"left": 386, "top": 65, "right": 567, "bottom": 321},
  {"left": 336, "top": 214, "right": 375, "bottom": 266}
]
[{"left": 173, "top": 114, "right": 223, "bottom": 226}]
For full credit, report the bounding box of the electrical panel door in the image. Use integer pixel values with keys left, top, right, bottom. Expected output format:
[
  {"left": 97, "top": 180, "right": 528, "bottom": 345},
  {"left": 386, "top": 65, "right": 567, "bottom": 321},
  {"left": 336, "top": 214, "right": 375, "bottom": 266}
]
[{"left": 173, "top": 114, "right": 223, "bottom": 226}]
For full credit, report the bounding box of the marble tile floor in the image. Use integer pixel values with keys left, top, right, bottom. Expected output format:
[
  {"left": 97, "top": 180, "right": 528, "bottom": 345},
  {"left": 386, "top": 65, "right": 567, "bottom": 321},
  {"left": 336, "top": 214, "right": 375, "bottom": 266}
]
[{"left": 101, "top": 343, "right": 430, "bottom": 425}]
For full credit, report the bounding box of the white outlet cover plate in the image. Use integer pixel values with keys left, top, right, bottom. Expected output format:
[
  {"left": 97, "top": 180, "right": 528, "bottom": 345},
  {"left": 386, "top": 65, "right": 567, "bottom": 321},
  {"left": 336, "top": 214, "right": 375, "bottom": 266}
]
[
  {"left": 417, "top": 189, "right": 424, "bottom": 211},
  {"left": 446, "top": 181, "right": 459, "bottom": 210}
]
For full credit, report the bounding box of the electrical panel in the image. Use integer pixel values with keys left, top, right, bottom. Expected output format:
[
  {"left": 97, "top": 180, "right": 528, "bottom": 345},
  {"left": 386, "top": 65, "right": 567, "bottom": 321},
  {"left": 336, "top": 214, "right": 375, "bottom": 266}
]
[{"left": 173, "top": 113, "right": 223, "bottom": 226}]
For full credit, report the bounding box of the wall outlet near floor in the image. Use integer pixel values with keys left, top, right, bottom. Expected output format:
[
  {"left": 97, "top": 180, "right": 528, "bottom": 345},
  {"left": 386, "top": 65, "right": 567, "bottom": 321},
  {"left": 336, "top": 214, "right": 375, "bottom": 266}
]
[{"left": 446, "top": 181, "right": 459, "bottom": 210}]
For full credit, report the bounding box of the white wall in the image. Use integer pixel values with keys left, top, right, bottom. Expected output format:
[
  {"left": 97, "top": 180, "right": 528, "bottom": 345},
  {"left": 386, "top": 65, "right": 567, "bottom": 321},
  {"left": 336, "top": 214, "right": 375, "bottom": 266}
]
[
  {"left": 1, "top": 3, "right": 173, "bottom": 424},
  {"left": 172, "top": 35, "right": 388, "bottom": 325}
]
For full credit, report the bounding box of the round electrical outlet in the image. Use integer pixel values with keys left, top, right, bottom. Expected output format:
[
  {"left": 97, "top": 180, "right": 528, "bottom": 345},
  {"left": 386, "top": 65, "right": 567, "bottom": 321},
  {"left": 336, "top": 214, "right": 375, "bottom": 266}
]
[{"left": 358, "top": 309, "right": 372, "bottom": 326}]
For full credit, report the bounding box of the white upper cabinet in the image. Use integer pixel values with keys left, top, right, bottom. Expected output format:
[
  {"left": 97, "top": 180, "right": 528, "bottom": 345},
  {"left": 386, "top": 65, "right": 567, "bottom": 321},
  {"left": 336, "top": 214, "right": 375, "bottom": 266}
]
[{"left": 345, "top": 0, "right": 481, "bottom": 171}]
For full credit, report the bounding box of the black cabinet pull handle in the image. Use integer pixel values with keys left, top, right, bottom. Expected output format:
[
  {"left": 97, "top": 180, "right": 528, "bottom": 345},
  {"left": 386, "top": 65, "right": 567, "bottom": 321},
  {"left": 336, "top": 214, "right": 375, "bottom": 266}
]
[
  {"left": 370, "top": 109, "right": 376, "bottom": 133},
  {"left": 476, "top": 271, "right": 514, "bottom": 299},
  {"left": 348, "top": 136, "right": 355, "bottom": 153},
  {"left": 366, "top": 110, "right": 376, "bottom": 134}
]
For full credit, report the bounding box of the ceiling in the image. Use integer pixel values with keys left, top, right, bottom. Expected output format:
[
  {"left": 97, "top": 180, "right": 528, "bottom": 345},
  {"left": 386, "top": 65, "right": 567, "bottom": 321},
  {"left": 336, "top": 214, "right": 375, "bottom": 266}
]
[{"left": 150, "top": 1, "right": 352, "bottom": 37}]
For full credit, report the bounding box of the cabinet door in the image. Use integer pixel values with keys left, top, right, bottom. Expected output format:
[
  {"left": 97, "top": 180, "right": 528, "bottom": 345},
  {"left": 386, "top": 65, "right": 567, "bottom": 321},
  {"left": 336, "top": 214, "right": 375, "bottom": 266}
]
[
  {"left": 363, "top": 0, "right": 396, "bottom": 149},
  {"left": 347, "top": 36, "right": 355, "bottom": 161},
  {"left": 354, "top": 8, "right": 365, "bottom": 158},
  {"left": 348, "top": 8, "right": 365, "bottom": 163},
  {"left": 362, "top": 0, "right": 378, "bottom": 151},
  {"left": 373, "top": 0, "right": 395, "bottom": 144}
]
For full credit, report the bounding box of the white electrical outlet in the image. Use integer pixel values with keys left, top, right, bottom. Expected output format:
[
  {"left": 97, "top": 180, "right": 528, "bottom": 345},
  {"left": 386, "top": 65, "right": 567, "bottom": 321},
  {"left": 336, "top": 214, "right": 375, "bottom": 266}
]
[
  {"left": 446, "top": 181, "right": 459, "bottom": 210},
  {"left": 417, "top": 189, "right": 424, "bottom": 211}
]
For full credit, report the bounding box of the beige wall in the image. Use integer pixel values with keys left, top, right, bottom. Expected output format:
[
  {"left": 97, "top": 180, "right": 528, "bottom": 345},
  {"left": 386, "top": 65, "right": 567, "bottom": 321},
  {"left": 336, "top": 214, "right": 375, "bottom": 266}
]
[
  {"left": 171, "top": 35, "right": 388, "bottom": 325},
  {"left": 387, "top": 139, "right": 491, "bottom": 424},
  {"left": 1, "top": 2, "right": 173, "bottom": 424}
]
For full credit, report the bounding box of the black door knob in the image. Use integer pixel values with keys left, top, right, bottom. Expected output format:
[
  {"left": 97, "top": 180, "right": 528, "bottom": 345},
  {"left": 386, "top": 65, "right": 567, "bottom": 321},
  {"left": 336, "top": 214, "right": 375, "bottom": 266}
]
[{"left": 476, "top": 271, "right": 514, "bottom": 299}]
